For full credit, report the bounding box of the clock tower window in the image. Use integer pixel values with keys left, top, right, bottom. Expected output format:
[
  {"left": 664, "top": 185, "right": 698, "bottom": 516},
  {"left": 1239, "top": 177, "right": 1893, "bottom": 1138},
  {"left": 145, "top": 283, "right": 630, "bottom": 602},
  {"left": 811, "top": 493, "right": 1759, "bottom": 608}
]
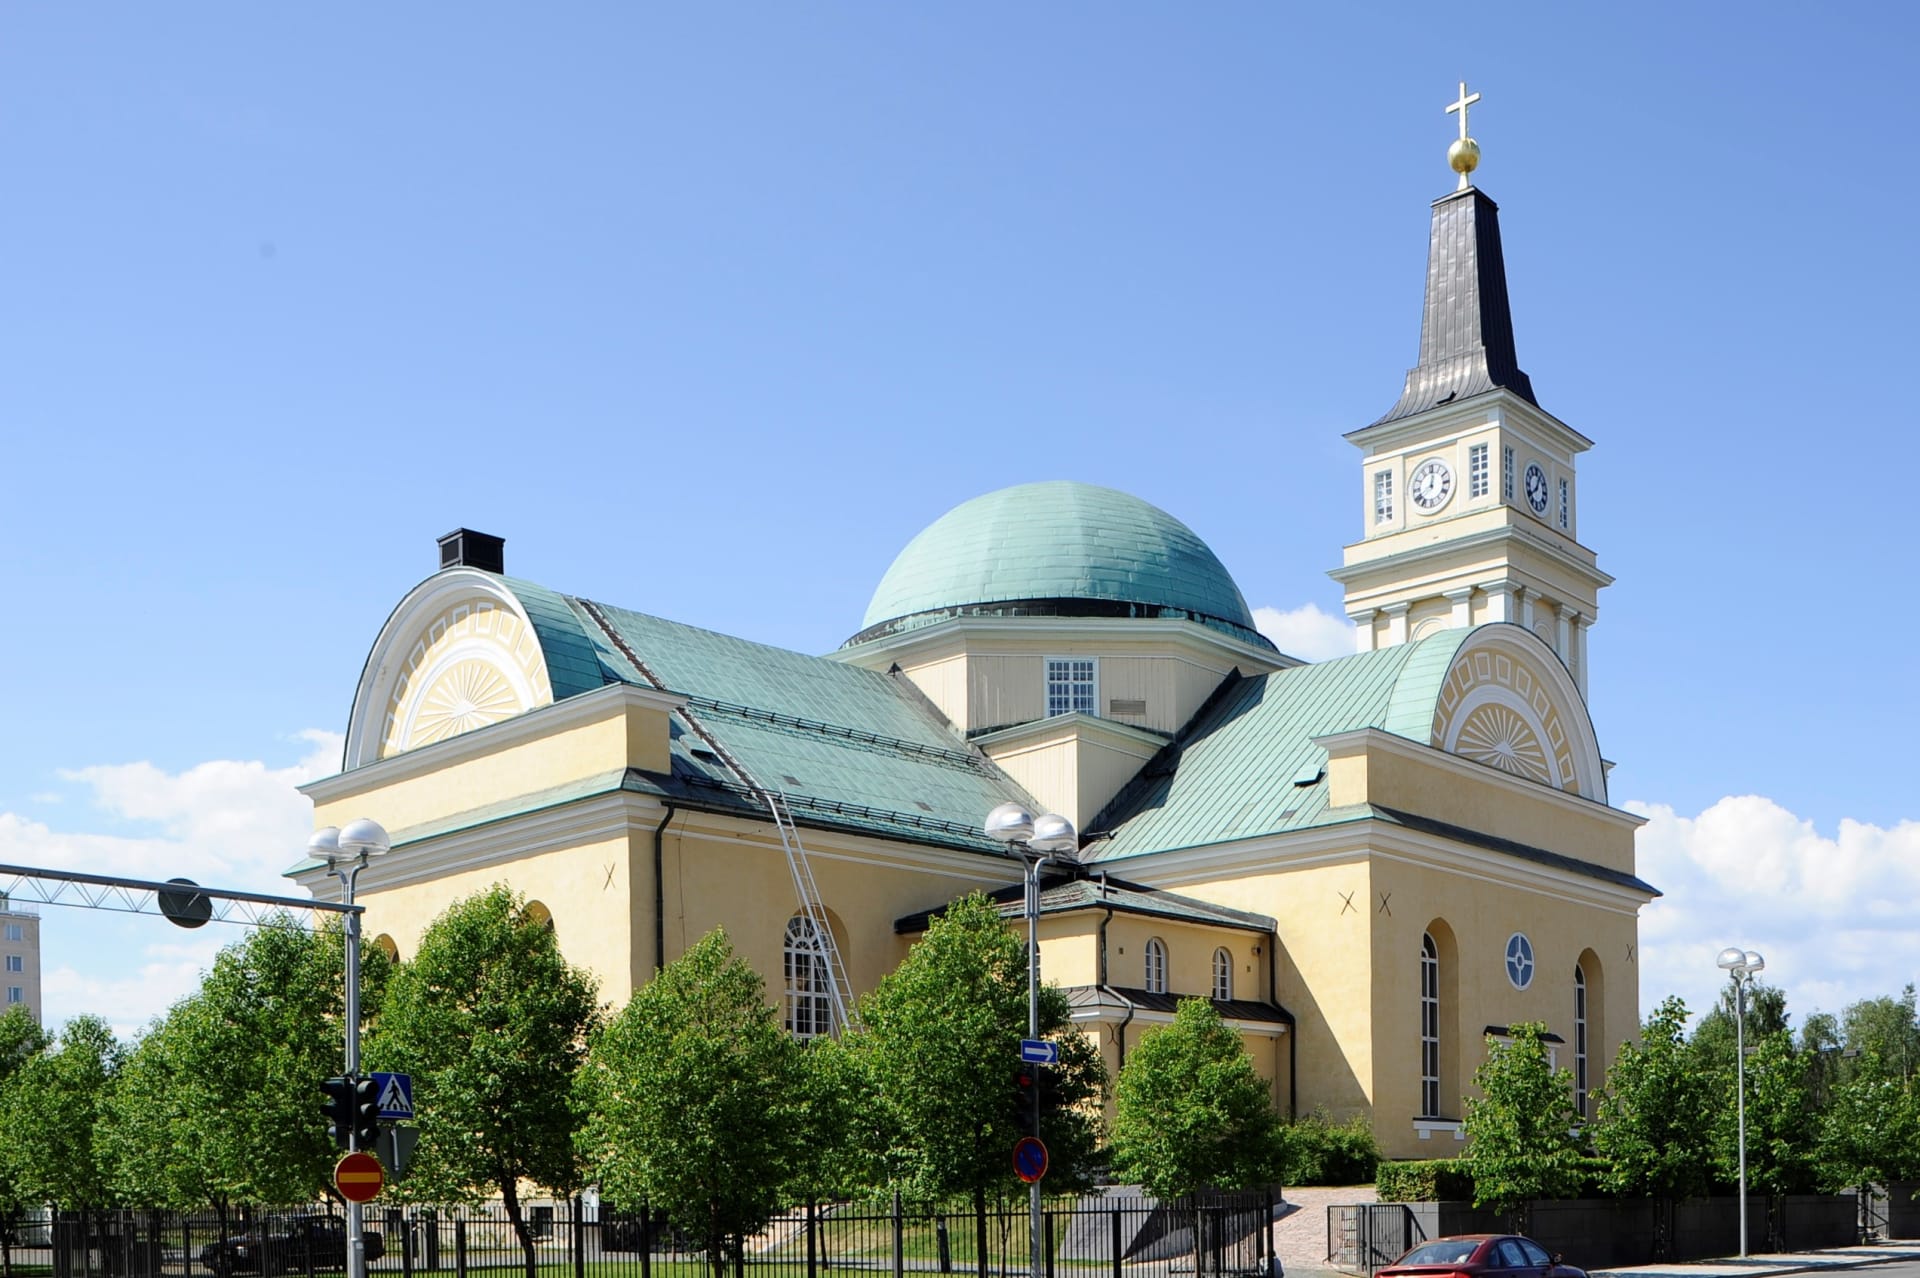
[
  {"left": 1558, "top": 479, "right": 1570, "bottom": 530},
  {"left": 1374, "top": 470, "right": 1395, "bottom": 524},
  {"left": 1501, "top": 445, "right": 1515, "bottom": 501},
  {"left": 1469, "top": 444, "right": 1489, "bottom": 498}
]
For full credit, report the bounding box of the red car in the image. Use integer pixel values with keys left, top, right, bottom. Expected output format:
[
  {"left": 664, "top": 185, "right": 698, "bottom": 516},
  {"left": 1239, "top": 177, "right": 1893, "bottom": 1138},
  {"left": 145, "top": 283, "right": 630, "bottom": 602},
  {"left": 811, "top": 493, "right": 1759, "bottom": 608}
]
[{"left": 1377, "top": 1235, "right": 1586, "bottom": 1278}]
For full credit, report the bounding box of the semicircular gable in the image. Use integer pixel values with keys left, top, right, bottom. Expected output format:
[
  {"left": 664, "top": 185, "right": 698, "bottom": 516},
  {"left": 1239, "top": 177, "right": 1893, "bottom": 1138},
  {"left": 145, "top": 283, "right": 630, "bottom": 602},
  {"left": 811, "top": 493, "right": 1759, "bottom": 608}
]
[
  {"left": 1419, "top": 624, "right": 1605, "bottom": 801},
  {"left": 344, "top": 571, "right": 571, "bottom": 769}
]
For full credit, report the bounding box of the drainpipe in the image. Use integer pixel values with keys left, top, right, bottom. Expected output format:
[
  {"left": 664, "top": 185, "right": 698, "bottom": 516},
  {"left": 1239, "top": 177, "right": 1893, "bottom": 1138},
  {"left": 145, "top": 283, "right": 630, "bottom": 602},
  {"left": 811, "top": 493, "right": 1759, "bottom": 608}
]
[
  {"left": 1097, "top": 901, "right": 1136, "bottom": 1069},
  {"left": 1267, "top": 931, "right": 1296, "bottom": 1119},
  {"left": 651, "top": 804, "right": 677, "bottom": 975}
]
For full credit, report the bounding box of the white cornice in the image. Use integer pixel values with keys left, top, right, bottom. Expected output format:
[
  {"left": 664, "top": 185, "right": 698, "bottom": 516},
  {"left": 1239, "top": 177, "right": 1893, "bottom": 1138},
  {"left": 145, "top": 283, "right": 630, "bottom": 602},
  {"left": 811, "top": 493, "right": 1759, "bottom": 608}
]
[
  {"left": 1311, "top": 727, "right": 1642, "bottom": 833},
  {"left": 302, "top": 682, "right": 687, "bottom": 803},
  {"left": 1331, "top": 522, "right": 1613, "bottom": 592},
  {"left": 1103, "top": 811, "right": 1651, "bottom": 914},
  {"left": 974, "top": 712, "right": 1170, "bottom": 755},
  {"left": 1344, "top": 390, "right": 1594, "bottom": 456},
  {"left": 832, "top": 615, "right": 1292, "bottom": 674},
  {"left": 289, "top": 788, "right": 1024, "bottom": 902}
]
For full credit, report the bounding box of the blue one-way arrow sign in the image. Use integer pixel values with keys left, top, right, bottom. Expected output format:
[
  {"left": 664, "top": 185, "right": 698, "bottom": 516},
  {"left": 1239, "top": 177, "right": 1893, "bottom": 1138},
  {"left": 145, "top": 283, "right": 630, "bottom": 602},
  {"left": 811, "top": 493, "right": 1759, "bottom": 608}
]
[{"left": 1019, "top": 1039, "right": 1058, "bottom": 1065}]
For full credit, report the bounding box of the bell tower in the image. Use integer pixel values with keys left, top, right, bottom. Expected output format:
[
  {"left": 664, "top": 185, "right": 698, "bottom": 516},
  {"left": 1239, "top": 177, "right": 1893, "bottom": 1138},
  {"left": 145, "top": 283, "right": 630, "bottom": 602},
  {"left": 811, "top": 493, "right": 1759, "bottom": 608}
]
[{"left": 1330, "top": 84, "right": 1610, "bottom": 699}]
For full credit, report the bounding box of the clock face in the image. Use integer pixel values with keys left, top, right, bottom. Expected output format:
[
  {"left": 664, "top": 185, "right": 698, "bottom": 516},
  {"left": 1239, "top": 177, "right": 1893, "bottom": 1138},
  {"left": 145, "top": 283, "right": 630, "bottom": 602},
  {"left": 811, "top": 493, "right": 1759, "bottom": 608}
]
[
  {"left": 1409, "top": 458, "right": 1454, "bottom": 511},
  {"left": 1524, "top": 461, "right": 1550, "bottom": 514}
]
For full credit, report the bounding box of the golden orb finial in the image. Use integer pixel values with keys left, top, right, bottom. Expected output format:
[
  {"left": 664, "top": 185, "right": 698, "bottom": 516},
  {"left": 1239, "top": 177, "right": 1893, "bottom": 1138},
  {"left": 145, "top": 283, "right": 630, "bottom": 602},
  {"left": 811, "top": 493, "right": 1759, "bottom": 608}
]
[{"left": 1445, "top": 81, "right": 1482, "bottom": 191}]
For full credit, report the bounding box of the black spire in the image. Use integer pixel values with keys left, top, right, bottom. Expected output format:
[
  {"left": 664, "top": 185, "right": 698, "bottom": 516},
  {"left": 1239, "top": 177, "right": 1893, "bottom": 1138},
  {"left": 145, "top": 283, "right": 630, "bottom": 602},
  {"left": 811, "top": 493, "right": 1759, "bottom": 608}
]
[{"left": 1373, "top": 186, "right": 1537, "bottom": 426}]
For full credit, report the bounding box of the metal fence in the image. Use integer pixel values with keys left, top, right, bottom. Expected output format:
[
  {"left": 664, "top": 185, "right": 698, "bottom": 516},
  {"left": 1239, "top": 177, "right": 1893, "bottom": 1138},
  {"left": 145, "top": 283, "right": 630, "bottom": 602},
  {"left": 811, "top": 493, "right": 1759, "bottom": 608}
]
[{"left": 3, "top": 1192, "right": 1279, "bottom": 1278}]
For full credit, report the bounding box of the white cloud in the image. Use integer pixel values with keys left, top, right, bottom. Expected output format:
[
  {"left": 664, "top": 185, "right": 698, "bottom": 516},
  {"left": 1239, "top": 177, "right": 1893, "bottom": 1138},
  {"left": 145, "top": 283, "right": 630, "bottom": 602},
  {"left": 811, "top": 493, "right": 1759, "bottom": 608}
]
[
  {"left": 1253, "top": 603, "right": 1356, "bottom": 662},
  {"left": 1629, "top": 795, "right": 1920, "bottom": 1027},
  {"left": 0, "top": 730, "right": 343, "bottom": 1033}
]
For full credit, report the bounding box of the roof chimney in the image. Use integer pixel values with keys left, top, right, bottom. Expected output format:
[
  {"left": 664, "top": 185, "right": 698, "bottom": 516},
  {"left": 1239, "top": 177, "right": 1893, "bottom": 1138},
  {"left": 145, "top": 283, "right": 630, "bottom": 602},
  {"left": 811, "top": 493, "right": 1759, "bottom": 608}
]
[{"left": 437, "top": 528, "right": 505, "bottom": 574}]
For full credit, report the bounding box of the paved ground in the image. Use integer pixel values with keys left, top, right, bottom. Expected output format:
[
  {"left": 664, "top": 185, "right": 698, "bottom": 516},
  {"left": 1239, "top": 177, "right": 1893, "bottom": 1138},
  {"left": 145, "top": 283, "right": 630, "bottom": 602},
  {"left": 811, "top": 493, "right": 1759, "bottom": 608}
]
[{"left": 1267, "top": 1187, "right": 1920, "bottom": 1278}]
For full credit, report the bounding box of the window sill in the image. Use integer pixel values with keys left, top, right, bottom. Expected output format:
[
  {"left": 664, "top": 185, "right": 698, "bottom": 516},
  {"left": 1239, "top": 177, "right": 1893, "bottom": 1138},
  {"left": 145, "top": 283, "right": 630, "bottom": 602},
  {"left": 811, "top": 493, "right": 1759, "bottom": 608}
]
[{"left": 1413, "top": 1119, "right": 1464, "bottom": 1142}]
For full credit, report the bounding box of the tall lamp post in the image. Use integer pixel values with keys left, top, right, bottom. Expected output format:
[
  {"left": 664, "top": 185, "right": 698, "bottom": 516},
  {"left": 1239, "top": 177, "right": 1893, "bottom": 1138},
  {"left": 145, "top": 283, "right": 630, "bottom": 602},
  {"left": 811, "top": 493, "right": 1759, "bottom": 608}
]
[
  {"left": 986, "top": 803, "right": 1078, "bottom": 1278},
  {"left": 1716, "top": 946, "right": 1765, "bottom": 1259},
  {"left": 311, "top": 819, "right": 392, "bottom": 1278}
]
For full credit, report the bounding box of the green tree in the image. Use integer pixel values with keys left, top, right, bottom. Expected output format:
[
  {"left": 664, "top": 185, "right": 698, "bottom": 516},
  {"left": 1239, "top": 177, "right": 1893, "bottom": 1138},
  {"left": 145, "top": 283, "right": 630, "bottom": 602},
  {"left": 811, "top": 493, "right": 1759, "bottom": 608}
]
[
  {"left": 1461, "top": 1022, "right": 1583, "bottom": 1228},
  {"left": 1722, "top": 1029, "right": 1819, "bottom": 1250},
  {"left": 0, "top": 1016, "right": 123, "bottom": 1216},
  {"left": 1589, "top": 997, "right": 1716, "bottom": 1259},
  {"left": 1111, "top": 998, "right": 1284, "bottom": 1197},
  {"left": 1816, "top": 1052, "right": 1920, "bottom": 1190},
  {"left": 849, "top": 892, "right": 1104, "bottom": 1274},
  {"left": 0, "top": 1006, "right": 52, "bottom": 1278},
  {"left": 577, "top": 930, "right": 814, "bottom": 1278},
  {"left": 102, "top": 916, "right": 386, "bottom": 1216},
  {"left": 1841, "top": 987, "right": 1920, "bottom": 1080},
  {"left": 372, "top": 885, "right": 600, "bottom": 1278},
  {"left": 1690, "top": 980, "right": 1789, "bottom": 1075}
]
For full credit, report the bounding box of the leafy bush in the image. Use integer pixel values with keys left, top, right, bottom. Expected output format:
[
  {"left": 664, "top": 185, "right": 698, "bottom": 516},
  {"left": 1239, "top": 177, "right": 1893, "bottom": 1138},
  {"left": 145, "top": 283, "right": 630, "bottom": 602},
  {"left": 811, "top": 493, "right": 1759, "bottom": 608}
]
[
  {"left": 1280, "top": 1110, "right": 1380, "bottom": 1186},
  {"left": 1374, "top": 1158, "right": 1474, "bottom": 1202}
]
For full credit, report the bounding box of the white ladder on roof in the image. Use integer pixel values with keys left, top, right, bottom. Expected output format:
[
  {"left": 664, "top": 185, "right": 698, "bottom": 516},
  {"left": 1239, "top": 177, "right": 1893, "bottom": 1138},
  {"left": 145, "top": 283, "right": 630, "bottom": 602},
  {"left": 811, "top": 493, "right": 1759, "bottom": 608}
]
[{"left": 577, "top": 599, "right": 856, "bottom": 1035}]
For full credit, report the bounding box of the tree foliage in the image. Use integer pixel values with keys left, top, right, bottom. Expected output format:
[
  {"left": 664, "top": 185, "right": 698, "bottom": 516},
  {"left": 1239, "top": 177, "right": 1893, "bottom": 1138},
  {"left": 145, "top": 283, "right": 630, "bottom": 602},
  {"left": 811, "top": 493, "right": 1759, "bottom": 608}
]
[
  {"left": 0, "top": 1015, "right": 123, "bottom": 1211},
  {"left": 0, "top": 1006, "right": 52, "bottom": 1265},
  {"left": 1816, "top": 1053, "right": 1920, "bottom": 1189},
  {"left": 1462, "top": 1022, "right": 1584, "bottom": 1219},
  {"left": 578, "top": 930, "right": 812, "bottom": 1273},
  {"left": 1590, "top": 997, "right": 1716, "bottom": 1203},
  {"left": 373, "top": 885, "right": 600, "bottom": 1278},
  {"left": 1111, "top": 998, "right": 1284, "bottom": 1197},
  {"left": 850, "top": 892, "right": 1105, "bottom": 1206}
]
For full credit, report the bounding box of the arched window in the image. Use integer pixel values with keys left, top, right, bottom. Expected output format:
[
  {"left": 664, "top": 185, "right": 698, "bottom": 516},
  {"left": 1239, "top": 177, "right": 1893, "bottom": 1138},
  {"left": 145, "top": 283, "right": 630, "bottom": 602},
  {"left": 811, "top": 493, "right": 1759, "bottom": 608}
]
[
  {"left": 1212, "top": 948, "right": 1233, "bottom": 1001},
  {"left": 1420, "top": 933, "right": 1441, "bottom": 1118},
  {"left": 1144, "top": 938, "right": 1167, "bottom": 994},
  {"left": 784, "top": 915, "right": 835, "bottom": 1041},
  {"left": 1574, "top": 964, "right": 1589, "bottom": 1118}
]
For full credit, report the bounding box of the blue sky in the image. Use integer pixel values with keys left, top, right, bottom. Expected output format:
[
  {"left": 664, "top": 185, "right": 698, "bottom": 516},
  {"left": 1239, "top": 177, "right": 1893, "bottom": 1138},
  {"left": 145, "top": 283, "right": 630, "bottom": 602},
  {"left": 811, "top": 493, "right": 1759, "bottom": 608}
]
[{"left": 2, "top": 5, "right": 1915, "bottom": 1039}]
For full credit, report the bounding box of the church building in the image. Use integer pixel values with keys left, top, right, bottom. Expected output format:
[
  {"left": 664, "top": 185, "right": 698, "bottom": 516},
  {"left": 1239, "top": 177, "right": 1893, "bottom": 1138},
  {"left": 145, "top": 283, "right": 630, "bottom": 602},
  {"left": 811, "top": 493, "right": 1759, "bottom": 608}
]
[{"left": 295, "top": 94, "right": 1655, "bottom": 1161}]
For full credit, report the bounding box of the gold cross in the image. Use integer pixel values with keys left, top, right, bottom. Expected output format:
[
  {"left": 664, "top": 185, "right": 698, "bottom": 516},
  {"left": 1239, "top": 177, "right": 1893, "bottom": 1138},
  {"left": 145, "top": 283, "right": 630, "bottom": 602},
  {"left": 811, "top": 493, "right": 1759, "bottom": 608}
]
[{"left": 1446, "top": 81, "right": 1481, "bottom": 141}]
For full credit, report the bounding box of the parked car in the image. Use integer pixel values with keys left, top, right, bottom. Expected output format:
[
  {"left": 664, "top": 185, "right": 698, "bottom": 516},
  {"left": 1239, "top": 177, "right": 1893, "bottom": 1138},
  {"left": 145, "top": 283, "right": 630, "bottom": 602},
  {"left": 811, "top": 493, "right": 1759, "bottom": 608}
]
[
  {"left": 1377, "top": 1235, "right": 1586, "bottom": 1278},
  {"left": 199, "top": 1216, "right": 386, "bottom": 1276}
]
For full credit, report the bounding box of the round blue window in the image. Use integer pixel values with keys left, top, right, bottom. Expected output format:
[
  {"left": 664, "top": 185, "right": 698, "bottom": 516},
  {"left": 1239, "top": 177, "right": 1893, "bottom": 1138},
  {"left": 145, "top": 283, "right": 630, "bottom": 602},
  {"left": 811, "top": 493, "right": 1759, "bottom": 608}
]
[{"left": 1505, "top": 933, "right": 1535, "bottom": 990}]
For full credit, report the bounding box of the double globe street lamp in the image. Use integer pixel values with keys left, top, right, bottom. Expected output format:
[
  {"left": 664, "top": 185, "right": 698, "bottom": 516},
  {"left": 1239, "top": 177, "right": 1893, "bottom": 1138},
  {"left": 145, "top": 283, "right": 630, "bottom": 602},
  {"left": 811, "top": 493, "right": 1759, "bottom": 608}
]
[
  {"left": 985, "top": 802, "right": 1078, "bottom": 1278},
  {"left": 309, "top": 818, "right": 392, "bottom": 1278},
  {"left": 1716, "top": 946, "right": 1765, "bottom": 1259}
]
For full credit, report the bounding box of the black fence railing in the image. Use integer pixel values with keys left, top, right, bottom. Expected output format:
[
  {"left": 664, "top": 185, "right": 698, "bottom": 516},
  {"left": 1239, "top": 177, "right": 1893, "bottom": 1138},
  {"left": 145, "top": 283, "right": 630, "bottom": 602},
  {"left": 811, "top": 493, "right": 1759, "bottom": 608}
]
[{"left": 3, "top": 1193, "right": 1279, "bottom": 1278}]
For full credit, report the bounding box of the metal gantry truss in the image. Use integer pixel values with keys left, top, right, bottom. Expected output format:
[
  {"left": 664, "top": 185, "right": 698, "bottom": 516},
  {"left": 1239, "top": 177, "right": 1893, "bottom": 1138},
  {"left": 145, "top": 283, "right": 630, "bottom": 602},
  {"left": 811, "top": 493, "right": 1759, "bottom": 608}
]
[{"left": 0, "top": 862, "right": 353, "bottom": 927}]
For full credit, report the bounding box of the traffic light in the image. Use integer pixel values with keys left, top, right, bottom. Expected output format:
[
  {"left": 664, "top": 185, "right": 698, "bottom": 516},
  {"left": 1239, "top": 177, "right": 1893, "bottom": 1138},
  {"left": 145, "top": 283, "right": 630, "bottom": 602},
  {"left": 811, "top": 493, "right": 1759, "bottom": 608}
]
[
  {"left": 349, "top": 1074, "right": 380, "bottom": 1150},
  {"left": 319, "top": 1075, "right": 354, "bottom": 1149},
  {"left": 1014, "top": 1067, "right": 1035, "bottom": 1094}
]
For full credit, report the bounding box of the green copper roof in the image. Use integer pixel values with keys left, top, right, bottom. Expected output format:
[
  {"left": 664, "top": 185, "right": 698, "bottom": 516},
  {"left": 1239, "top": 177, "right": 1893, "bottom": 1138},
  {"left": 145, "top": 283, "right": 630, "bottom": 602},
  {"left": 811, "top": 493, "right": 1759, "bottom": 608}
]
[
  {"left": 850, "top": 482, "right": 1270, "bottom": 649},
  {"left": 1086, "top": 631, "right": 1474, "bottom": 859}
]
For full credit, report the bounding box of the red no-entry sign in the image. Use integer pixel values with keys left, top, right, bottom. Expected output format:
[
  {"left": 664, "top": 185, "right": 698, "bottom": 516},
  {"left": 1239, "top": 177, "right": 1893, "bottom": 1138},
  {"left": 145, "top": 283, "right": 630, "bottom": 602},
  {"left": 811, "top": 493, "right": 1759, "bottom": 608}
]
[{"left": 334, "top": 1151, "right": 385, "bottom": 1203}]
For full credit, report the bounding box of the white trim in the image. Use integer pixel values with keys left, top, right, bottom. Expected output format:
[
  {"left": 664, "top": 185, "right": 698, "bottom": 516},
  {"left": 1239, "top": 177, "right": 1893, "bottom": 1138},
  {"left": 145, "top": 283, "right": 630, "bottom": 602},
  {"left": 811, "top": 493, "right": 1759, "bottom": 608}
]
[
  {"left": 290, "top": 789, "right": 1027, "bottom": 901},
  {"left": 973, "top": 711, "right": 1170, "bottom": 754},
  {"left": 1314, "top": 725, "right": 1623, "bottom": 828},
  {"left": 833, "top": 613, "right": 1292, "bottom": 673},
  {"left": 1412, "top": 1119, "right": 1466, "bottom": 1142},
  {"left": 1102, "top": 816, "right": 1654, "bottom": 916},
  {"left": 1068, "top": 1003, "right": 1289, "bottom": 1038},
  {"left": 1329, "top": 523, "right": 1614, "bottom": 592},
  {"left": 1344, "top": 390, "right": 1594, "bottom": 457},
  {"left": 305, "top": 682, "right": 686, "bottom": 802},
  {"left": 1044, "top": 656, "right": 1099, "bottom": 718},
  {"left": 344, "top": 570, "right": 548, "bottom": 770}
]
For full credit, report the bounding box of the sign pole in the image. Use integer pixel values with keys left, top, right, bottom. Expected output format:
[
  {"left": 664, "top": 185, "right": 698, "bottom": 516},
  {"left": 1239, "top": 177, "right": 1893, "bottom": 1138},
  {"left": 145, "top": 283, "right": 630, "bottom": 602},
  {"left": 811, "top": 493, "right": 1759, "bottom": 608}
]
[{"left": 1025, "top": 853, "right": 1043, "bottom": 1278}]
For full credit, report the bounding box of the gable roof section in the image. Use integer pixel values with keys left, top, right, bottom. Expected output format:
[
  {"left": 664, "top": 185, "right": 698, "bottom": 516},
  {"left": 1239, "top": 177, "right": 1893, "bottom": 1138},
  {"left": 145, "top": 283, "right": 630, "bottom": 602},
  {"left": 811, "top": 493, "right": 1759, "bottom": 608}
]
[
  {"left": 1086, "top": 631, "right": 1473, "bottom": 858},
  {"left": 893, "top": 872, "right": 1277, "bottom": 935},
  {"left": 554, "top": 594, "right": 1026, "bottom": 854}
]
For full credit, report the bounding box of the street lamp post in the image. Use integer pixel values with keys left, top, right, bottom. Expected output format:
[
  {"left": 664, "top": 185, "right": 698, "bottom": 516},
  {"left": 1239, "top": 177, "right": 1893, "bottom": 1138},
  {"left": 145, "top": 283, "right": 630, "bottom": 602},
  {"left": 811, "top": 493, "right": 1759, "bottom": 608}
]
[
  {"left": 311, "top": 819, "right": 392, "bottom": 1278},
  {"left": 986, "top": 803, "right": 1078, "bottom": 1278},
  {"left": 1716, "top": 946, "right": 1765, "bottom": 1259}
]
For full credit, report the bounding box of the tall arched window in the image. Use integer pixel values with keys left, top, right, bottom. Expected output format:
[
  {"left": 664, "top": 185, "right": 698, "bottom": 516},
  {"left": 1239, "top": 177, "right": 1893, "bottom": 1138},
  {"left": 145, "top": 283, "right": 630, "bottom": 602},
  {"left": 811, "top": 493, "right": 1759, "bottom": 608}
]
[
  {"left": 784, "top": 915, "right": 835, "bottom": 1040},
  {"left": 1144, "top": 938, "right": 1167, "bottom": 994},
  {"left": 1212, "top": 948, "right": 1233, "bottom": 1001},
  {"left": 1573, "top": 964, "right": 1589, "bottom": 1118},
  {"left": 1420, "top": 933, "right": 1441, "bottom": 1118}
]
